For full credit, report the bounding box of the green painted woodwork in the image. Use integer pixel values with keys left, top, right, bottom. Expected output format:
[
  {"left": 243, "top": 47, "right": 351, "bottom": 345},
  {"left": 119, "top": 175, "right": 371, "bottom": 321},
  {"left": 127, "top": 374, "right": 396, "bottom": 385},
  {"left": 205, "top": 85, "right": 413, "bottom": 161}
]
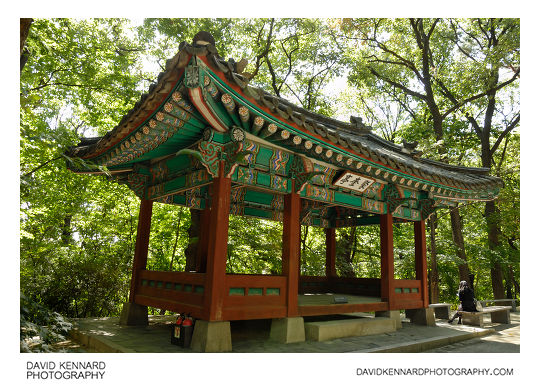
[
  {"left": 69, "top": 54, "right": 500, "bottom": 229},
  {"left": 334, "top": 191, "right": 363, "bottom": 207},
  {"left": 243, "top": 206, "right": 277, "bottom": 220},
  {"left": 255, "top": 147, "right": 274, "bottom": 169},
  {"left": 202, "top": 88, "right": 234, "bottom": 128},
  {"left": 199, "top": 61, "right": 497, "bottom": 201},
  {"left": 229, "top": 287, "right": 245, "bottom": 296},
  {"left": 243, "top": 189, "right": 275, "bottom": 207},
  {"left": 247, "top": 288, "right": 263, "bottom": 296},
  {"left": 93, "top": 85, "right": 207, "bottom": 170},
  {"left": 266, "top": 288, "right": 280, "bottom": 295},
  {"left": 256, "top": 172, "right": 271, "bottom": 189}
]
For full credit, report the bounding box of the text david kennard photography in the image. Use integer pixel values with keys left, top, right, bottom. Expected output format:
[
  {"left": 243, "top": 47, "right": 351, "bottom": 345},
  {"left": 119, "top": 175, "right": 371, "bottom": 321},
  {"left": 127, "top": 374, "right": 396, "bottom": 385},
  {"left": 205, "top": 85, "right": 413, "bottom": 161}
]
[{"left": 26, "top": 361, "right": 106, "bottom": 380}]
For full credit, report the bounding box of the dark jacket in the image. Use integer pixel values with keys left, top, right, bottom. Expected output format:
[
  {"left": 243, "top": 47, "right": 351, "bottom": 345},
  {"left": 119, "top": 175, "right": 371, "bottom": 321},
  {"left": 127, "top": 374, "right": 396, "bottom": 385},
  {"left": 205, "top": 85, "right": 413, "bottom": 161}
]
[{"left": 459, "top": 287, "right": 477, "bottom": 312}]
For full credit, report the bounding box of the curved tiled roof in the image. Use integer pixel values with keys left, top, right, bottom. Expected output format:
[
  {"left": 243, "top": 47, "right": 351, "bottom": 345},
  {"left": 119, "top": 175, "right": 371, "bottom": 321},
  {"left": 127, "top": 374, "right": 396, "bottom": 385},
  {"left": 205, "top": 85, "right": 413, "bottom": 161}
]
[{"left": 67, "top": 31, "right": 502, "bottom": 198}]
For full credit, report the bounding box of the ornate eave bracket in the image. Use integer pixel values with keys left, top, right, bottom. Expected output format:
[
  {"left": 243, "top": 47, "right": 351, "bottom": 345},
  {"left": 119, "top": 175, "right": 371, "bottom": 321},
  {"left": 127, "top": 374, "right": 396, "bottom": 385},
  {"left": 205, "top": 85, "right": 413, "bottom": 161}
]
[
  {"left": 178, "top": 127, "right": 254, "bottom": 179},
  {"left": 385, "top": 183, "right": 412, "bottom": 214},
  {"left": 418, "top": 197, "right": 436, "bottom": 220},
  {"left": 113, "top": 166, "right": 149, "bottom": 200},
  {"left": 289, "top": 154, "right": 326, "bottom": 194}
]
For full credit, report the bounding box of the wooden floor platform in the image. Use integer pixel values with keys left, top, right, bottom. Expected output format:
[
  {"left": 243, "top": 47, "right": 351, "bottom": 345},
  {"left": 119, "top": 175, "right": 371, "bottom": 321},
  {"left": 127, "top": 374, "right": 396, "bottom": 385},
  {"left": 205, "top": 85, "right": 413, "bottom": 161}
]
[
  {"left": 298, "top": 293, "right": 381, "bottom": 306},
  {"left": 298, "top": 293, "right": 387, "bottom": 316}
]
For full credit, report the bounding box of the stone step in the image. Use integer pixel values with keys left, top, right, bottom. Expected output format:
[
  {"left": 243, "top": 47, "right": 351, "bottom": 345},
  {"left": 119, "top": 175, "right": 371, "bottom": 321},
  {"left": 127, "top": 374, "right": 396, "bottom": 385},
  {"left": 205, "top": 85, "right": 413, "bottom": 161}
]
[{"left": 304, "top": 317, "right": 396, "bottom": 342}]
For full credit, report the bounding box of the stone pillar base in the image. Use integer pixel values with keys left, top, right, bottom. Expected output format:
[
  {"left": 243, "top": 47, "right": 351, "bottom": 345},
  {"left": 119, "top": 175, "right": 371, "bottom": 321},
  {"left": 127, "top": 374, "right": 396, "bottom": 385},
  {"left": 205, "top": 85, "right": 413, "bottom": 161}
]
[
  {"left": 270, "top": 317, "right": 305, "bottom": 343},
  {"left": 119, "top": 302, "right": 148, "bottom": 326},
  {"left": 405, "top": 308, "right": 436, "bottom": 326},
  {"left": 375, "top": 310, "right": 402, "bottom": 329},
  {"left": 191, "top": 321, "right": 232, "bottom": 352}
]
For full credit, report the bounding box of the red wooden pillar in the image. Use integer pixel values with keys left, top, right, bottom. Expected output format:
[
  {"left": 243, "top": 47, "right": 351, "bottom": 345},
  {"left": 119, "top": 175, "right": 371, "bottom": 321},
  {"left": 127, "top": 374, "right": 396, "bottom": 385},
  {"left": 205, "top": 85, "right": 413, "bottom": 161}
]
[
  {"left": 282, "top": 187, "right": 301, "bottom": 317},
  {"left": 325, "top": 228, "right": 337, "bottom": 278},
  {"left": 414, "top": 220, "right": 429, "bottom": 308},
  {"left": 129, "top": 199, "right": 153, "bottom": 302},
  {"left": 204, "top": 162, "right": 232, "bottom": 321},
  {"left": 380, "top": 212, "right": 395, "bottom": 309}
]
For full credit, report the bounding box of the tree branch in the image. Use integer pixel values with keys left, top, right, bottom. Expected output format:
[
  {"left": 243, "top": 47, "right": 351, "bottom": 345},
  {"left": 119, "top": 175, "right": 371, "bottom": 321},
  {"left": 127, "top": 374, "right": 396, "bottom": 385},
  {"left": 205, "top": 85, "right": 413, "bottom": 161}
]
[
  {"left": 22, "top": 155, "right": 63, "bottom": 178},
  {"left": 369, "top": 67, "right": 427, "bottom": 101},
  {"left": 494, "top": 134, "right": 510, "bottom": 175},
  {"left": 28, "top": 82, "right": 116, "bottom": 93},
  {"left": 441, "top": 67, "right": 520, "bottom": 119},
  {"left": 248, "top": 19, "right": 275, "bottom": 81},
  {"left": 449, "top": 19, "right": 479, "bottom": 62},
  {"left": 427, "top": 18, "right": 440, "bottom": 39},
  {"left": 490, "top": 113, "right": 520, "bottom": 157},
  {"left": 365, "top": 39, "right": 424, "bottom": 82}
]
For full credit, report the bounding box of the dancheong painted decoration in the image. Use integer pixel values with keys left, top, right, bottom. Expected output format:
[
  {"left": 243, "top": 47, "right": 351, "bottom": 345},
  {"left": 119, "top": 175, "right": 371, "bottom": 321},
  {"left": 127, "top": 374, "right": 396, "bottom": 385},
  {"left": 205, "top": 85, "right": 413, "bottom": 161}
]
[{"left": 66, "top": 31, "right": 503, "bottom": 351}]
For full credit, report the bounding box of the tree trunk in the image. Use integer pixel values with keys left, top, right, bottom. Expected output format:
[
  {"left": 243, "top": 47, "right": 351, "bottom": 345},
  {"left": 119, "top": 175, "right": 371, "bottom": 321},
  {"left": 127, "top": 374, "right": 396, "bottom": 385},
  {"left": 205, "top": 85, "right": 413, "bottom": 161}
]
[
  {"left": 478, "top": 66, "right": 507, "bottom": 300},
  {"left": 20, "top": 18, "right": 33, "bottom": 72},
  {"left": 469, "top": 273, "right": 476, "bottom": 295},
  {"left": 301, "top": 225, "right": 309, "bottom": 270},
  {"left": 505, "top": 268, "right": 513, "bottom": 299},
  {"left": 449, "top": 207, "right": 471, "bottom": 285},
  {"left": 509, "top": 265, "right": 520, "bottom": 298},
  {"left": 168, "top": 210, "right": 183, "bottom": 271},
  {"left": 336, "top": 227, "right": 356, "bottom": 277},
  {"left": 428, "top": 214, "right": 440, "bottom": 304},
  {"left": 61, "top": 215, "right": 73, "bottom": 245},
  {"left": 184, "top": 208, "right": 201, "bottom": 272},
  {"left": 485, "top": 199, "right": 505, "bottom": 298},
  {"left": 490, "top": 263, "right": 505, "bottom": 299}
]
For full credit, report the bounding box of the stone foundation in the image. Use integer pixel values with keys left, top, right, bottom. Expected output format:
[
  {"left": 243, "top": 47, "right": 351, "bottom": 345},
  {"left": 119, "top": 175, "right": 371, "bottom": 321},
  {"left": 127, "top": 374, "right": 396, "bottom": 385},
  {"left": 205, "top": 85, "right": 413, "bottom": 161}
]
[
  {"left": 270, "top": 317, "right": 305, "bottom": 343},
  {"left": 405, "top": 308, "right": 436, "bottom": 326},
  {"left": 119, "top": 302, "right": 148, "bottom": 326},
  {"left": 191, "top": 320, "right": 232, "bottom": 352},
  {"left": 375, "top": 310, "right": 402, "bottom": 329},
  {"left": 305, "top": 317, "right": 395, "bottom": 341}
]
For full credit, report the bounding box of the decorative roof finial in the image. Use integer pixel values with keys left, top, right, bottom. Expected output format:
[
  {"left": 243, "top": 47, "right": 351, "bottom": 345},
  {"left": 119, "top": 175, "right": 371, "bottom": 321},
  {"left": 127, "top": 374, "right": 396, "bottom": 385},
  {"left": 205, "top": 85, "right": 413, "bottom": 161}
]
[
  {"left": 192, "top": 31, "right": 215, "bottom": 46},
  {"left": 402, "top": 140, "right": 418, "bottom": 152},
  {"left": 401, "top": 140, "right": 422, "bottom": 157},
  {"left": 350, "top": 115, "right": 372, "bottom": 131}
]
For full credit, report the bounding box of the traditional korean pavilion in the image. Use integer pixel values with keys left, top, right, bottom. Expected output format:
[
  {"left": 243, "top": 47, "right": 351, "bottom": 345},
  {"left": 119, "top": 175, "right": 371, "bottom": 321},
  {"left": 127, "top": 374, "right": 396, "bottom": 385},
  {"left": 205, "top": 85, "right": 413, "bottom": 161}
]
[{"left": 67, "top": 31, "right": 502, "bottom": 351}]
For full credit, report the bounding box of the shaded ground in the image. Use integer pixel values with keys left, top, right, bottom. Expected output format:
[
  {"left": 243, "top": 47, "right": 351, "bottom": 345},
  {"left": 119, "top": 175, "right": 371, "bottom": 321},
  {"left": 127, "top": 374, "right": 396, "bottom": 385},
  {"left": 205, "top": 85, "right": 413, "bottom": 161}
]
[
  {"left": 424, "top": 311, "right": 520, "bottom": 353},
  {"left": 61, "top": 310, "right": 519, "bottom": 353}
]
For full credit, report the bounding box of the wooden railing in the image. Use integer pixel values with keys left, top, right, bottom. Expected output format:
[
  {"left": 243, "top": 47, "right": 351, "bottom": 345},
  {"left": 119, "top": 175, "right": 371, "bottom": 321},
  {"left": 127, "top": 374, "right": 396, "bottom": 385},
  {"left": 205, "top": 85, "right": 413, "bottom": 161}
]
[
  {"left": 134, "top": 271, "right": 425, "bottom": 320},
  {"left": 392, "top": 279, "right": 423, "bottom": 309},
  {"left": 222, "top": 274, "right": 287, "bottom": 320},
  {"left": 135, "top": 270, "right": 206, "bottom": 317},
  {"left": 330, "top": 277, "right": 381, "bottom": 297},
  {"left": 299, "top": 275, "right": 331, "bottom": 294},
  {"left": 299, "top": 276, "right": 381, "bottom": 297}
]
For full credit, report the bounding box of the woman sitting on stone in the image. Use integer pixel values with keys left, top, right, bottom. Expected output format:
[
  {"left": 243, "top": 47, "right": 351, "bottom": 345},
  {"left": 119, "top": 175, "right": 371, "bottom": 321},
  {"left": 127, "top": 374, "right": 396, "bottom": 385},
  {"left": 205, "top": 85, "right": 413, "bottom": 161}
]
[{"left": 448, "top": 280, "right": 477, "bottom": 324}]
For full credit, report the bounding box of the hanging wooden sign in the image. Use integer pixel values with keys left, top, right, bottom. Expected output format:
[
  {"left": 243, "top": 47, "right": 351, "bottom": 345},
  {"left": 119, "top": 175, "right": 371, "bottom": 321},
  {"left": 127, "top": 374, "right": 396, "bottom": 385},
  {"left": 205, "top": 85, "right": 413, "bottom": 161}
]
[{"left": 333, "top": 170, "right": 375, "bottom": 193}]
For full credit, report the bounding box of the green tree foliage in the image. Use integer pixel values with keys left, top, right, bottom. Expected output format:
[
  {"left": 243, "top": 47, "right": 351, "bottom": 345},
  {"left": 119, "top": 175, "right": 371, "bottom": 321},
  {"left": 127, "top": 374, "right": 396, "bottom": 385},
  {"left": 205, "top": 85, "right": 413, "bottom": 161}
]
[
  {"left": 20, "top": 294, "right": 72, "bottom": 352},
  {"left": 337, "top": 18, "right": 520, "bottom": 300},
  {"left": 21, "top": 19, "right": 149, "bottom": 317}
]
